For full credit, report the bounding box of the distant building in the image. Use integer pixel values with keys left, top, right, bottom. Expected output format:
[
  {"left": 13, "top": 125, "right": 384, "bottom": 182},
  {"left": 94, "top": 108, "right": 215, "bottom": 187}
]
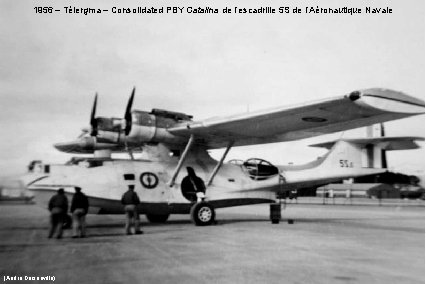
[{"left": 317, "top": 183, "right": 400, "bottom": 199}]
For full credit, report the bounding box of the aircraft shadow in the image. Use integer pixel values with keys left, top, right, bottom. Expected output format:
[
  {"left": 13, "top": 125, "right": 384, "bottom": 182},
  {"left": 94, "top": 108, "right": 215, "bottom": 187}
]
[
  {"left": 213, "top": 217, "right": 379, "bottom": 225},
  {"left": 215, "top": 218, "right": 271, "bottom": 225},
  {"left": 87, "top": 223, "right": 124, "bottom": 229},
  {"left": 80, "top": 232, "right": 129, "bottom": 238},
  {"left": 145, "top": 219, "right": 192, "bottom": 226},
  {"left": 0, "top": 226, "right": 46, "bottom": 231}
]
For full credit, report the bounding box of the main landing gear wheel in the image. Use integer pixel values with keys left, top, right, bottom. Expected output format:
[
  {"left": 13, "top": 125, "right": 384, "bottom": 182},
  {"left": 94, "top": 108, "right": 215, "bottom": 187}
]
[
  {"left": 146, "top": 214, "right": 170, "bottom": 223},
  {"left": 190, "top": 202, "right": 215, "bottom": 226}
]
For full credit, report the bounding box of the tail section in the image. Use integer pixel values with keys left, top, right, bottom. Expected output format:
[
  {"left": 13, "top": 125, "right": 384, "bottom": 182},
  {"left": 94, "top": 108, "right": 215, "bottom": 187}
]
[
  {"left": 282, "top": 136, "right": 423, "bottom": 188},
  {"left": 310, "top": 136, "right": 423, "bottom": 169}
]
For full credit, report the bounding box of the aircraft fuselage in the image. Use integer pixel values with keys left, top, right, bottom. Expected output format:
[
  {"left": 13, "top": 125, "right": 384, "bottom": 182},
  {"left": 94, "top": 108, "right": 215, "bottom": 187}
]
[{"left": 29, "top": 156, "right": 280, "bottom": 215}]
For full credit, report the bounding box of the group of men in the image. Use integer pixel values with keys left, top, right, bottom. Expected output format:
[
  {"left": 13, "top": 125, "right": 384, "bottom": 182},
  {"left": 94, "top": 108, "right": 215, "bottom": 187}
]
[{"left": 47, "top": 185, "right": 142, "bottom": 239}]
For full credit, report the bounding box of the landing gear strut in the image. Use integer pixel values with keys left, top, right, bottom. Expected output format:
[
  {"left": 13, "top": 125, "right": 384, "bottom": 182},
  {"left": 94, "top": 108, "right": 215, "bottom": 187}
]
[
  {"left": 190, "top": 202, "right": 215, "bottom": 226},
  {"left": 270, "top": 203, "right": 281, "bottom": 224}
]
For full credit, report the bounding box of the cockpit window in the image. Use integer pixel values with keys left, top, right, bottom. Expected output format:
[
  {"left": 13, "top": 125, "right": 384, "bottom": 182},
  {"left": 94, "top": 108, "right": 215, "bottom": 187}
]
[{"left": 242, "top": 158, "right": 279, "bottom": 180}]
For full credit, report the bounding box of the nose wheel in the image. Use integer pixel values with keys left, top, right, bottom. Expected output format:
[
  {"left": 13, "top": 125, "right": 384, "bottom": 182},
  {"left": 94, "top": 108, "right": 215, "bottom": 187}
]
[{"left": 190, "top": 202, "right": 215, "bottom": 226}]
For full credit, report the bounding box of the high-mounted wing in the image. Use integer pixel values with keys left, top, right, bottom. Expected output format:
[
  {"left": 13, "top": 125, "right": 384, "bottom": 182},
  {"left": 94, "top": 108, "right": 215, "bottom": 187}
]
[
  {"left": 168, "top": 88, "right": 424, "bottom": 148},
  {"left": 54, "top": 88, "right": 424, "bottom": 154}
]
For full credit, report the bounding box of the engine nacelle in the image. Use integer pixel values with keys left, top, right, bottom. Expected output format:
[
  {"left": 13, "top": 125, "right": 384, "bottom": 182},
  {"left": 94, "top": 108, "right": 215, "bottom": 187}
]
[
  {"left": 124, "top": 110, "right": 189, "bottom": 145},
  {"left": 55, "top": 109, "right": 192, "bottom": 153}
]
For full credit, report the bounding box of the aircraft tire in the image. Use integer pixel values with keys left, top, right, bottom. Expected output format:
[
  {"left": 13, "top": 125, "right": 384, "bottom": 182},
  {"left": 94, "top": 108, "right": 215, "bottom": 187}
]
[
  {"left": 190, "top": 202, "right": 215, "bottom": 226},
  {"left": 62, "top": 214, "right": 72, "bottom": 229},
  {"left": 146, "top": 214, "right": 170, "bottom": 223}
]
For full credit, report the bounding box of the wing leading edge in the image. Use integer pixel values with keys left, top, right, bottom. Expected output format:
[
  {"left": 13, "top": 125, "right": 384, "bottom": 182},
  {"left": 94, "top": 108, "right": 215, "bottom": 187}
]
[{"left": 168, "top": 88, "right": 424, "bottom": 148}]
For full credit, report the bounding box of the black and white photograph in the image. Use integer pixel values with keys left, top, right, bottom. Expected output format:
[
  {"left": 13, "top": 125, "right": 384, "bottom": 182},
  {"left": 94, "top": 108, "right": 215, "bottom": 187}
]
[{"left": 0, "top": 0, "right": 424, "bottom": 283}]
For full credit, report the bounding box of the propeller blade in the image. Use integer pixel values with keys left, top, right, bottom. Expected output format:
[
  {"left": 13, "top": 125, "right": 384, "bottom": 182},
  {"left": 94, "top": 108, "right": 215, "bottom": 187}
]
[
  {"left": 124, "top": 87, "right": 135, "bottom": 136},
  {"left": 90, "top": 93, "right": 98, "bottom": 136}
]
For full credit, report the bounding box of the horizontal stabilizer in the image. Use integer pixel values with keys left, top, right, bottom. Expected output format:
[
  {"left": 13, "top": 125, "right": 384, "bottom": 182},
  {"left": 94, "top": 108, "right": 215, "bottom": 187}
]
[{"left": 310, "top": 137, "right": 424, "bottom": 151}]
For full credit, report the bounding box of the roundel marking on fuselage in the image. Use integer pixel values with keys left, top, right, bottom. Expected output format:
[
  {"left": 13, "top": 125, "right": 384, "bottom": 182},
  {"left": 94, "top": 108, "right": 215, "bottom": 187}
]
[{"left": 140, "top": 172, "right": 159, "bottom": 189}]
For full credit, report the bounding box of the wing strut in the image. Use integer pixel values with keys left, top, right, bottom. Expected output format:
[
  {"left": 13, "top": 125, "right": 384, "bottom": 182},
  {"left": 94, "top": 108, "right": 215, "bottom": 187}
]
[
  {"left": 207, "top": 141, "right": 234, "bottom": 186},
  {"left": 168, "top": 135, "right": 195, "bottom": 187}
]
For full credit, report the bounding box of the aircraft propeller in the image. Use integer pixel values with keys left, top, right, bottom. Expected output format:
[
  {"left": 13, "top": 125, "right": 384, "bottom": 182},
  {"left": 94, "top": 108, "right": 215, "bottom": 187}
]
[
  {"left": 123, "top": 87, "right": 135, "bottom": 136},
  {"left": 90, "top": 93, "right": 98, "bottom": 136},
  {"left": 86, "top": 88, "right": 135, "bottom": 138},
  {"left": 55, "top": 88, "right": 138, "bottom": 155},
  {"left": 72, "top": 88, "right": 137, "bottom": 156}
]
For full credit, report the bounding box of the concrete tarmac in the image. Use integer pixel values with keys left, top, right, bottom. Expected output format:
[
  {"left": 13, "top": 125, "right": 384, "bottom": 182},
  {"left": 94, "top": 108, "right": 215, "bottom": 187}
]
[{"left": 0, "top": 200, "right": 424, "bottom": 284}]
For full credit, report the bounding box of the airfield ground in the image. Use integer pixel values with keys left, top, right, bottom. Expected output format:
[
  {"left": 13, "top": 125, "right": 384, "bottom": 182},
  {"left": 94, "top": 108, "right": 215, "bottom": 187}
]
[{"left": 0, "top": 199, "right": 424, "bottom": 284}]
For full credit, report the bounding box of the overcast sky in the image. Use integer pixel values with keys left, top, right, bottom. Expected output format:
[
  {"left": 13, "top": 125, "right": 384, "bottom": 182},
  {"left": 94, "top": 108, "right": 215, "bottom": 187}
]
[{"left": 0, "top": 0, "right": 424, "bottom": 177}]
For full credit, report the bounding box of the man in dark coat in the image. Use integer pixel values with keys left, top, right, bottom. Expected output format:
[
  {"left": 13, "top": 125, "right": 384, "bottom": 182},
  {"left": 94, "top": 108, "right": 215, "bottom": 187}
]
[
  {"left": 70, "top": 187, "right": 89, "bottom": 238},
  {"left": 48, "top": 188, "right": 69, "bottom": 239},
  {"left": 121, "top": 185, "right": 143, "bottom": 235},
  {"left": 181, "top": 167, "right": 206, "bottom": 202}
]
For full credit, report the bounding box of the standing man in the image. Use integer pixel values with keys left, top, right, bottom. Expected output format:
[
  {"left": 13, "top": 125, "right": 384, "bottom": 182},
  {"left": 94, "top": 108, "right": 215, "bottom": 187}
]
[
  {"left": 121, "top": 185, "right": 143, "bottom": 235},
  {"left": 48, "top": 188, "right": 69, "bottom": 239},
  {"left": 70, "top": 187, "right": 89, "bottom": 238}
]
